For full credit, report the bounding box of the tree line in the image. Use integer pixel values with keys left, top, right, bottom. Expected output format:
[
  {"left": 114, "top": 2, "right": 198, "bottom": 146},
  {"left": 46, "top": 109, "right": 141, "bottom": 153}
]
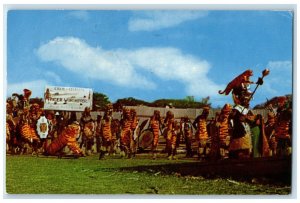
[{"left": 11, "top": 92, "right": 291, "bottom": 111}]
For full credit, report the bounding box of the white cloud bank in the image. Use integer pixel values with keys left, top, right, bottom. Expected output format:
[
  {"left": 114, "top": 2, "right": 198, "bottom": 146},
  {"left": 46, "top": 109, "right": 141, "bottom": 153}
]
[
  {"left": 128, "top": 11, "right": 208, "bottom": 32},
  {"left": 36, "top": 37, "right": 223, "bottom": 99}
]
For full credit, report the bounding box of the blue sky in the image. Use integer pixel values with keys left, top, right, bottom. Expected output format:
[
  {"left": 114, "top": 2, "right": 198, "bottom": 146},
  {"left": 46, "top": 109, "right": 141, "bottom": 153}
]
[{"left": 6, "top": 10, "right": 293, "bottom": 108}]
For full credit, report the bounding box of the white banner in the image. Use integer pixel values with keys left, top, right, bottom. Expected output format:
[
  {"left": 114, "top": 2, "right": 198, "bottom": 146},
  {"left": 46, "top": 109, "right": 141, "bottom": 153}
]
[{"left": 44, "top": 86, "right": 93, "bottom": 111}]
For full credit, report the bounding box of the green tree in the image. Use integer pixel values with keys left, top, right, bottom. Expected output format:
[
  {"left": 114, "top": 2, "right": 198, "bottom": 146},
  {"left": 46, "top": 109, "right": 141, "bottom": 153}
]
[
  {"left": 114, "top": 97, "right": 150, "bottom": 108},
  {"left": 92, "top": 92, "right": 110, "bottom": 111},
  {"left": 185, "top": 96, "right": 195, "bottom": 102}
]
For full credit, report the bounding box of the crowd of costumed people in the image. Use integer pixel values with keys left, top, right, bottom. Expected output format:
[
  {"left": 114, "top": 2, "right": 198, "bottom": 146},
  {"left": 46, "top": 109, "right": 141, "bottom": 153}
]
[{"left": 6, "top": 69, "right": 292, "bottom": 160}]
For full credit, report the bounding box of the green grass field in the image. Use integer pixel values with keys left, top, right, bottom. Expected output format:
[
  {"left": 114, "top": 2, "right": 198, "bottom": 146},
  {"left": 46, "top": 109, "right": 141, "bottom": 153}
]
[{"left": 6, "top": 154, "right": 291, "bottom": 195}]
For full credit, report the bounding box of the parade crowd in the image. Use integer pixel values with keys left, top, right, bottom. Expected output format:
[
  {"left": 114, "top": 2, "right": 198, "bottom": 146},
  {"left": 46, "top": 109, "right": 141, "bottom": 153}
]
[
  {"left": 6, "top": 69, "right": 292, "bottom": 161},
  {"left": 6, "top": 90, "right": 292, "bottom": 161}
]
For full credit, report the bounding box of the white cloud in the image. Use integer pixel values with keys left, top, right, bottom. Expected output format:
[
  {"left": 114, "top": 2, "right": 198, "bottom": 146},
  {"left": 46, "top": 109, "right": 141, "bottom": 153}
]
[
  {"left": 262, "top": 60, "right": 292, "bottom": 96},
  {"left": 36, "top": 37, "right": 223, "bottom": 99},
  {"left": 68, "top": 11, "right": 90, "bottom": 21},
  {"left": 128, "top": 11, "right": 208, "bottom": 32},
  {"left": 37, "top": 37, "right": 156, "bottom": 89},
  {"left": 7, "top": 80, "right": 50, "bottom": 98}
]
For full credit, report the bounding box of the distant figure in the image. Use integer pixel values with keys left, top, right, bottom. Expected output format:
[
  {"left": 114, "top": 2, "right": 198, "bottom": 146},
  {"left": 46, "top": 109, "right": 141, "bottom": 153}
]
[
  {"left": 150, "top": 110, "right": 162, "bottom": 159},
  {"left": 250, "top": 114, "right": 263, "bottom": 158},
  {"left": 193, "top": 106, "right": 210, "bottom": 160},
  {"left": 120, "top": 108, "right": 133, "bottom": 158},
  {"left": 215, "top": 104, "right": 232, "bottom": 159},
  {"left": 95, "top": 115, "right": 102, "bottom": 153},
  {"left": 164, "top": 111, "right": 177, "bottom": 160},
  {"left": 274, "top": 96, "right": 292, "bottom": 157},
  {"left": 80, "top": 107, "right": 95, "bottom": 156},
  {"left": 265, "top": 112, "right": 276, "bottom": 156},
  {"left": 130, "top": 109, "right": 139, "bottom": 157},
  {"left": 99, "top": 103, "right": 113, "bottom": 159},
  {"left": 182, "top": 116, "right": 193, "bottom": 158},
  {"left": 44, "top": 88, "right": 51, "bottom": 103}
]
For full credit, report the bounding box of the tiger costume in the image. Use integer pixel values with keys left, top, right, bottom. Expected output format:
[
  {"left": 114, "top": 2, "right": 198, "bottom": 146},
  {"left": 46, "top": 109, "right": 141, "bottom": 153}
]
[
  {"left": 164, "top": 111, "right": 177, "bottom": 160},
  {"left": 274, "top": 97, "right": 292, "bottom": 157},
  {"left": 182, "top": 117, "right": 193, "bottom": 158},
  {"left": 80, "top": 107, "right": 94, "bottom": 156},
  {"left": 265, "top": 112, "right": 276, "bottom": 156},
  {"left": 99, "top": 103, "right": 114, "bottom": 159},
  {"left": 120, "top": 108, "right": 133, "bottom": 158},
  {"left": 216, "top": 104, "right": 232, "bottom": 159},
  {"left": 45, "top": 122, "right": 83, "bottom": 157},
  {"left": 219, "top": 69, "right": 254, "bottom": 108},
  {"left": 150, "top": 110, "right": 161, "bottom": 159},
  {"left": 218, "top": 69, "right": 253, "bottom": 95},
  {"left": 193, "top": 106, "right": 210, "bottom": 160},
  {"left": 99, "top": 113, "right": 113, "bottom": 159}
]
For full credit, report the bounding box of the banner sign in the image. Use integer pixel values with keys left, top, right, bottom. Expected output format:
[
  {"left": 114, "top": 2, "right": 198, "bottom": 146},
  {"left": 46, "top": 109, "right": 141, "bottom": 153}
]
[{"left": 44, "top": 86, "right": 93, "bottom": 111}]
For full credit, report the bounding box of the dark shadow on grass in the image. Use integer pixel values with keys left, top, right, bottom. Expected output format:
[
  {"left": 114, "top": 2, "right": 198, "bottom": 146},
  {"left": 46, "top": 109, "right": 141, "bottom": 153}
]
[{"left": 118, "top": 156, "right": 292, "bottom": 186}]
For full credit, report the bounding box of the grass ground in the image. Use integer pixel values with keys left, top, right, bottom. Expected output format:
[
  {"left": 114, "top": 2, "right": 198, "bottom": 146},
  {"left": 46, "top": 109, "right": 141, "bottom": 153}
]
[{"left": 5, "top": 154, "right": 291, "bottom": 195}]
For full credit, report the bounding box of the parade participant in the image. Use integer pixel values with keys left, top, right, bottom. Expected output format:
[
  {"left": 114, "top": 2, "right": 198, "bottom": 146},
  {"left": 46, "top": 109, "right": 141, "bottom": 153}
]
[
  {"left": 36, "top": 112, "right": 49, "bottom": 154},
  {"left": 6, "top": 121, "right": 11, "bottom": 153},
  {"left": 265, "top": 112, "right": 277, "bottom": 156},
  {"left": 56, "top": 111, "right": 70, "bottom": 136},
  {"left": 6, "top": 103, "right": 17, "bottom": 153},
  {"left": 130, "top": 108, "right": 139, "bottom": 157},
  {"left": 163, "top": 111, "right": 174, "bottom": 153},
  {"left": 228, "top": 107, "right": 252, "bottom": 159},
  {"left": 209, "top": 113, "right": 220, "bottom": 160},
  {"left": 18, "top": 106, "right": 40, "bottom": 155},
  {"left": 250, "top": 114, "right": 263, "bottom": 158},
  {"left": 274, "top": 96, "right": 292, "bottom": 157},
  {"left": 219, "top": 70, "right": 254, "bottom": 108},
  {"left": 45, "top": 111, "right": 56, "bottom": 140},
  {"left": 164, "top": 111, "right": 177, "bottom": 160},
  {"left": 193, "top": 106, "right": 210, "bottom": 160},
  {"left": 80, "top": 107, "right": 95, "bottom": 156},
  {"left": 150, "top": 110, "right": 162, "bottom": 159},
  {"left": 45, "top": 121, "right": 84, "bottom": 158},
  {"left": 68, "top": 111, "right": 78, "bottom": 124},
  {"left": 182, "top": 116, "right": 193, "bottom": 158},
  {"left": 99, "top": 103, "right": 113, "bottom": 159},
  {"left": 120, "top": 108, "right": 133, "bottom": 158},
  {"left": 95, "top": 115, "right": 102, "bottom": 153},
  {"left": 111, "top": 118, "right": 121, "bottom": 155},
  {"left": 219, "top": 69, "right": 269, "bottom": 159},
  {"left": 23, "top": 89, "right": 32, "bottom": 109},
  {"left": 215, "top": 104, "right": 232, "bottom": 159}
]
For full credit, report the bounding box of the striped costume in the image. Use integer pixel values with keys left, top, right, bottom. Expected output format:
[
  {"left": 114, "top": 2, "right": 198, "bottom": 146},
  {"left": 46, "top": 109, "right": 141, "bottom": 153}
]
[
  {"left": 265, "top": 112, "right": 276, "bottom": 156},
  {"left": 275, "top": 108, "right": 291, "bottom": 156},
  {"left": 46, "top": 123, "right": 83, "bottom": 157},
  {"left": 193, "top": 107, "right": 210, "bottom": 159},
  {"left": 120, "top": 108, "right": 132, "bottom": 158},
  {"left": 150, "top": 118, "right": 160, "bottom": 148},
  {"left": 100, "top": 116, "right": 113, "bottom": 152},
  {"left": 80, "top": 108, "right": 94, "bottom": 156},
  {"left": 150, "top": 110, "right": 161, "bottom": 159},
  {"left": 216, "top": 104, "right": 232, "bottom": 158},
  {"left": 165, "top": 116, "right": 177, "bottom": 159},
  {"left": 99, "top": 103, "right": 114, "bottom": 159}
]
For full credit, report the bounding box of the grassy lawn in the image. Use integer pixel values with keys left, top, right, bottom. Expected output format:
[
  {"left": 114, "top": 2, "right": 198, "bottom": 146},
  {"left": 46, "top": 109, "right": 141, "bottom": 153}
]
[{"left": 5, "top": 154, "right": 291, "bottom": 195}]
